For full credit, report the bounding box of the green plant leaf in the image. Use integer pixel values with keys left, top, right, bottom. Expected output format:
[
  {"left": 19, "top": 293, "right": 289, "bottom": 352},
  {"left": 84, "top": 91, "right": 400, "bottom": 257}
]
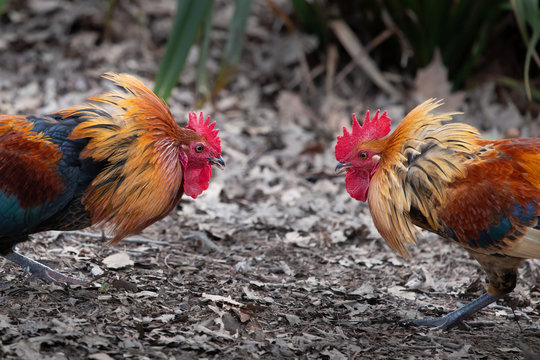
[
  {"left": 500, "top": 76, "right": 540, "bottom": 101},
  {"left": 292, "top": 0, "right": 328, "bottom": 50},
  {"left": 213, "top": 0, "right": 252, "bottom": 94},
  {"left": 511, "top": 0, "right": 540, "bottom": 100},
  {"left": 524, "top": 32, "right": 540, "bottom": 99},
  {"left": 196, "top": 5, "right": 214, "bottom": 97},
  {"left": 382, "top": 0, "right": 506, "bottom": 89},
  {"left": 0, "top": 0, "right": 9, "bottom": 15},
  {"left": 446, "top": 0, "right": 505, "bottom": 89},
  {"left": 222, "top": 0, "right": 252, "bottom": 66},
  {"left": 154, "top": 0, "right": 214, "bottom": 101}
]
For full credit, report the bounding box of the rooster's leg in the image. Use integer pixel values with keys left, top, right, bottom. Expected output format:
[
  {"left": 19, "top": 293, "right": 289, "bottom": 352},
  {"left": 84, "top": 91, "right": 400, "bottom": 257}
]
[
  {"left": 3, "top": 250, "right": 87, "bottom": 285},
  {"left": 403, "top": 293, "right": 499, "bottom": 330}
]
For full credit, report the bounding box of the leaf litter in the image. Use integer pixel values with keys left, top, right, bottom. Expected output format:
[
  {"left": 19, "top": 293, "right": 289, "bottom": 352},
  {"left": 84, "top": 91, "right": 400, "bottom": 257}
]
[{"left": 0, "top": 0, "right": 539, "bottom": 359}]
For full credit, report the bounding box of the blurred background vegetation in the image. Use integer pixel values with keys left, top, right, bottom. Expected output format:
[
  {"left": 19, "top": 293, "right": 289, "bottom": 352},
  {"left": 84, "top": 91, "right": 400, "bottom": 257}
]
[
  {"left": 154, "top": 0, "right": 540, "bottom": 104},
  {"left": 1, "top": 0, "right": 539, "bottom": 105}
]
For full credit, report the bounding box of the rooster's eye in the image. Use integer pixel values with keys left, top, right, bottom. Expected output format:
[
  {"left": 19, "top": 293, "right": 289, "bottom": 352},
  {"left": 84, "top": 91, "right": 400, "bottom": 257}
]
[
  {"left": 194, "top": 144, "right": 204, "bottom": 153},
  {"left": 360, "top": 152, "right": 368, "bottom": 159}
]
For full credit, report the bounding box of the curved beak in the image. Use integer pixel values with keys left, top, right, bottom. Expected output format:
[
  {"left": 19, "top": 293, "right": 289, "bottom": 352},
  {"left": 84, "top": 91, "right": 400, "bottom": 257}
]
[
  {"left": 208, "top": 156, "right": 226, "bottom": 170},
  {"left": 335, "top": 162, "right": 352, "bottom": 175}
]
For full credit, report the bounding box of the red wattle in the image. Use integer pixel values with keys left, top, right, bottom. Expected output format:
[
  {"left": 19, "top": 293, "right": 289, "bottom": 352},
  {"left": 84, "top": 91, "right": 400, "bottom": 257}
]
[
  {"left": 345, "top": 168, "right": 370, "bottom": 202},
  {"left": 184, "top": 165, "right": 212, "bottom": 199}
]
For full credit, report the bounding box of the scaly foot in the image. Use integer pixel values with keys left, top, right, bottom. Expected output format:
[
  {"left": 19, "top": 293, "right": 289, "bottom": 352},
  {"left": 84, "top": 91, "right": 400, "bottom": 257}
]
[
  {"left": 4, "top": 250, "right": 87, "bottom": 285},
  {"left": 402, "top": 293, "right": 500, "bottom": 330}
]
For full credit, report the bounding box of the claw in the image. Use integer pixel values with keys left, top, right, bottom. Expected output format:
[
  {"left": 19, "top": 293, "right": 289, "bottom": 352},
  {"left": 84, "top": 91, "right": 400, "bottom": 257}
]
[
  {"left": 401, "top": 293, "right": 499, "bottom": 330},
  {"left": 4, "top": 250, "right": 87, "bottom": 286},
  {"left": 22, "top": 265, "right": 31, "bottom": 277}
]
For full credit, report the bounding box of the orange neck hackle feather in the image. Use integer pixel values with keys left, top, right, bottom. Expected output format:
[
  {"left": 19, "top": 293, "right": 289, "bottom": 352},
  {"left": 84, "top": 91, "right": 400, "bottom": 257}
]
[
  {"left": 65, "top": 73, "right": 203, "bottom": 244},
  {"left": 357, "top": 99, "right": 481, "bottom": 257}
]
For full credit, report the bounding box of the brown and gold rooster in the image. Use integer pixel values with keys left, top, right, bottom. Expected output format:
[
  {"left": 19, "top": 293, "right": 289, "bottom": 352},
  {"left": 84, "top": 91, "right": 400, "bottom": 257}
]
[
  {"left": 0, "top": 73, "right": 225, "bottom": 284},
  {"left": 335, "top": 99, "right": 540, "bottom": 329}
]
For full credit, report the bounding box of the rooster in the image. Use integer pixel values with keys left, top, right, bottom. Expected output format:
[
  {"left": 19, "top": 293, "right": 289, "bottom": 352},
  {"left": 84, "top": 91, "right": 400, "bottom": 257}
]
[
  {"left": 0, "top": 73, "right": 225, "bottom": 285},
  {"left": 335, "top": 99, "right": 540, "bottom": 329}
]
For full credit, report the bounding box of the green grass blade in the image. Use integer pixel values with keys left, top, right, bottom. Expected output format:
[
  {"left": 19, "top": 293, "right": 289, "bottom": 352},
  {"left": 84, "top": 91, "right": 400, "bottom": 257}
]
[
  {"left": 154, "top": 0, "right": 214, "bottom": 100},
  {"left": 511, "top": 0, "right": 540, "bottom": 100},
  {"left": 196, "top": 5, "right": 214, "bottom": 97},
  {"left": 155, "top": 0, "right": 192, "bottom": 93},
  {"left": 0, "top": 0, "right": 9, "bottom": 14},
  {"left": 511, "top": 0, "right": 529, "bottom": 43},
  {"left": 384, "top": 0, "right": 433, "bottom": 67},
  {"left": 291, "top": 0, "right": 328, "bottom": 49},
  {"left": 524, "top": 33, "right": 539, "bottom": 100},
  {"left": 212, "top": 0, "right": 252, "bottom": 94},
  {"left": 447, "top": 0, "right": 505, "bottom": 89},
  {"left": 500, "top": 76, "right": 540, "bottom": 101},
  {"left": 222, "top": 0, "right": 252, "bottom": 65}
]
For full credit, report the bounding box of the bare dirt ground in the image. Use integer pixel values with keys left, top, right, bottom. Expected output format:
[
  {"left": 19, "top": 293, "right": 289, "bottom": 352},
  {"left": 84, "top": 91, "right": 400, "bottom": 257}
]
[{"left": 1, "top": 1, "right": 539, "bottom": 359}]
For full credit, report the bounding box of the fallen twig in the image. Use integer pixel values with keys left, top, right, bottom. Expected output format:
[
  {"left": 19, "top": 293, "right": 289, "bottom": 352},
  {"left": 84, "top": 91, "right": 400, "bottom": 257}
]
[
  {"left": 62, "top": 231, "right": 169, "bottom": 246},
  {"left": 329, "top": 20, "right": 401, "bottom": 100}
]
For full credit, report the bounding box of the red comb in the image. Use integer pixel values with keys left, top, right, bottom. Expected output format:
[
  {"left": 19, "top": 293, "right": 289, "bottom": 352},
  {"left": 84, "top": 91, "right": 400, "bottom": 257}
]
[
  {"left": 335, "top": 109, "right": 390, "bottom": 161},
  {"left": 187, "top": 112, "right": 221, "bottom": 154}
]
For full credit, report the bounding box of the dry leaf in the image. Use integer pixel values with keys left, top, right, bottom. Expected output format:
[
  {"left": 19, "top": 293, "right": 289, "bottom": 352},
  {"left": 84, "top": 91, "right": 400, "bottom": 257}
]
[
  {"left": 102, "top": 252, "right": 134, "bottom": 269},
  {"left": 202, "top": 293, "right": 244, "bottom": 307},
  {"left": 387, "top": 285, "right": 417, "bottom": 301},
  {"left": 415, "top": 51, "right": 465, "bottom": 111},
  {"left": 88, "top": 354, "right": 115, "bottom": 360}
]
